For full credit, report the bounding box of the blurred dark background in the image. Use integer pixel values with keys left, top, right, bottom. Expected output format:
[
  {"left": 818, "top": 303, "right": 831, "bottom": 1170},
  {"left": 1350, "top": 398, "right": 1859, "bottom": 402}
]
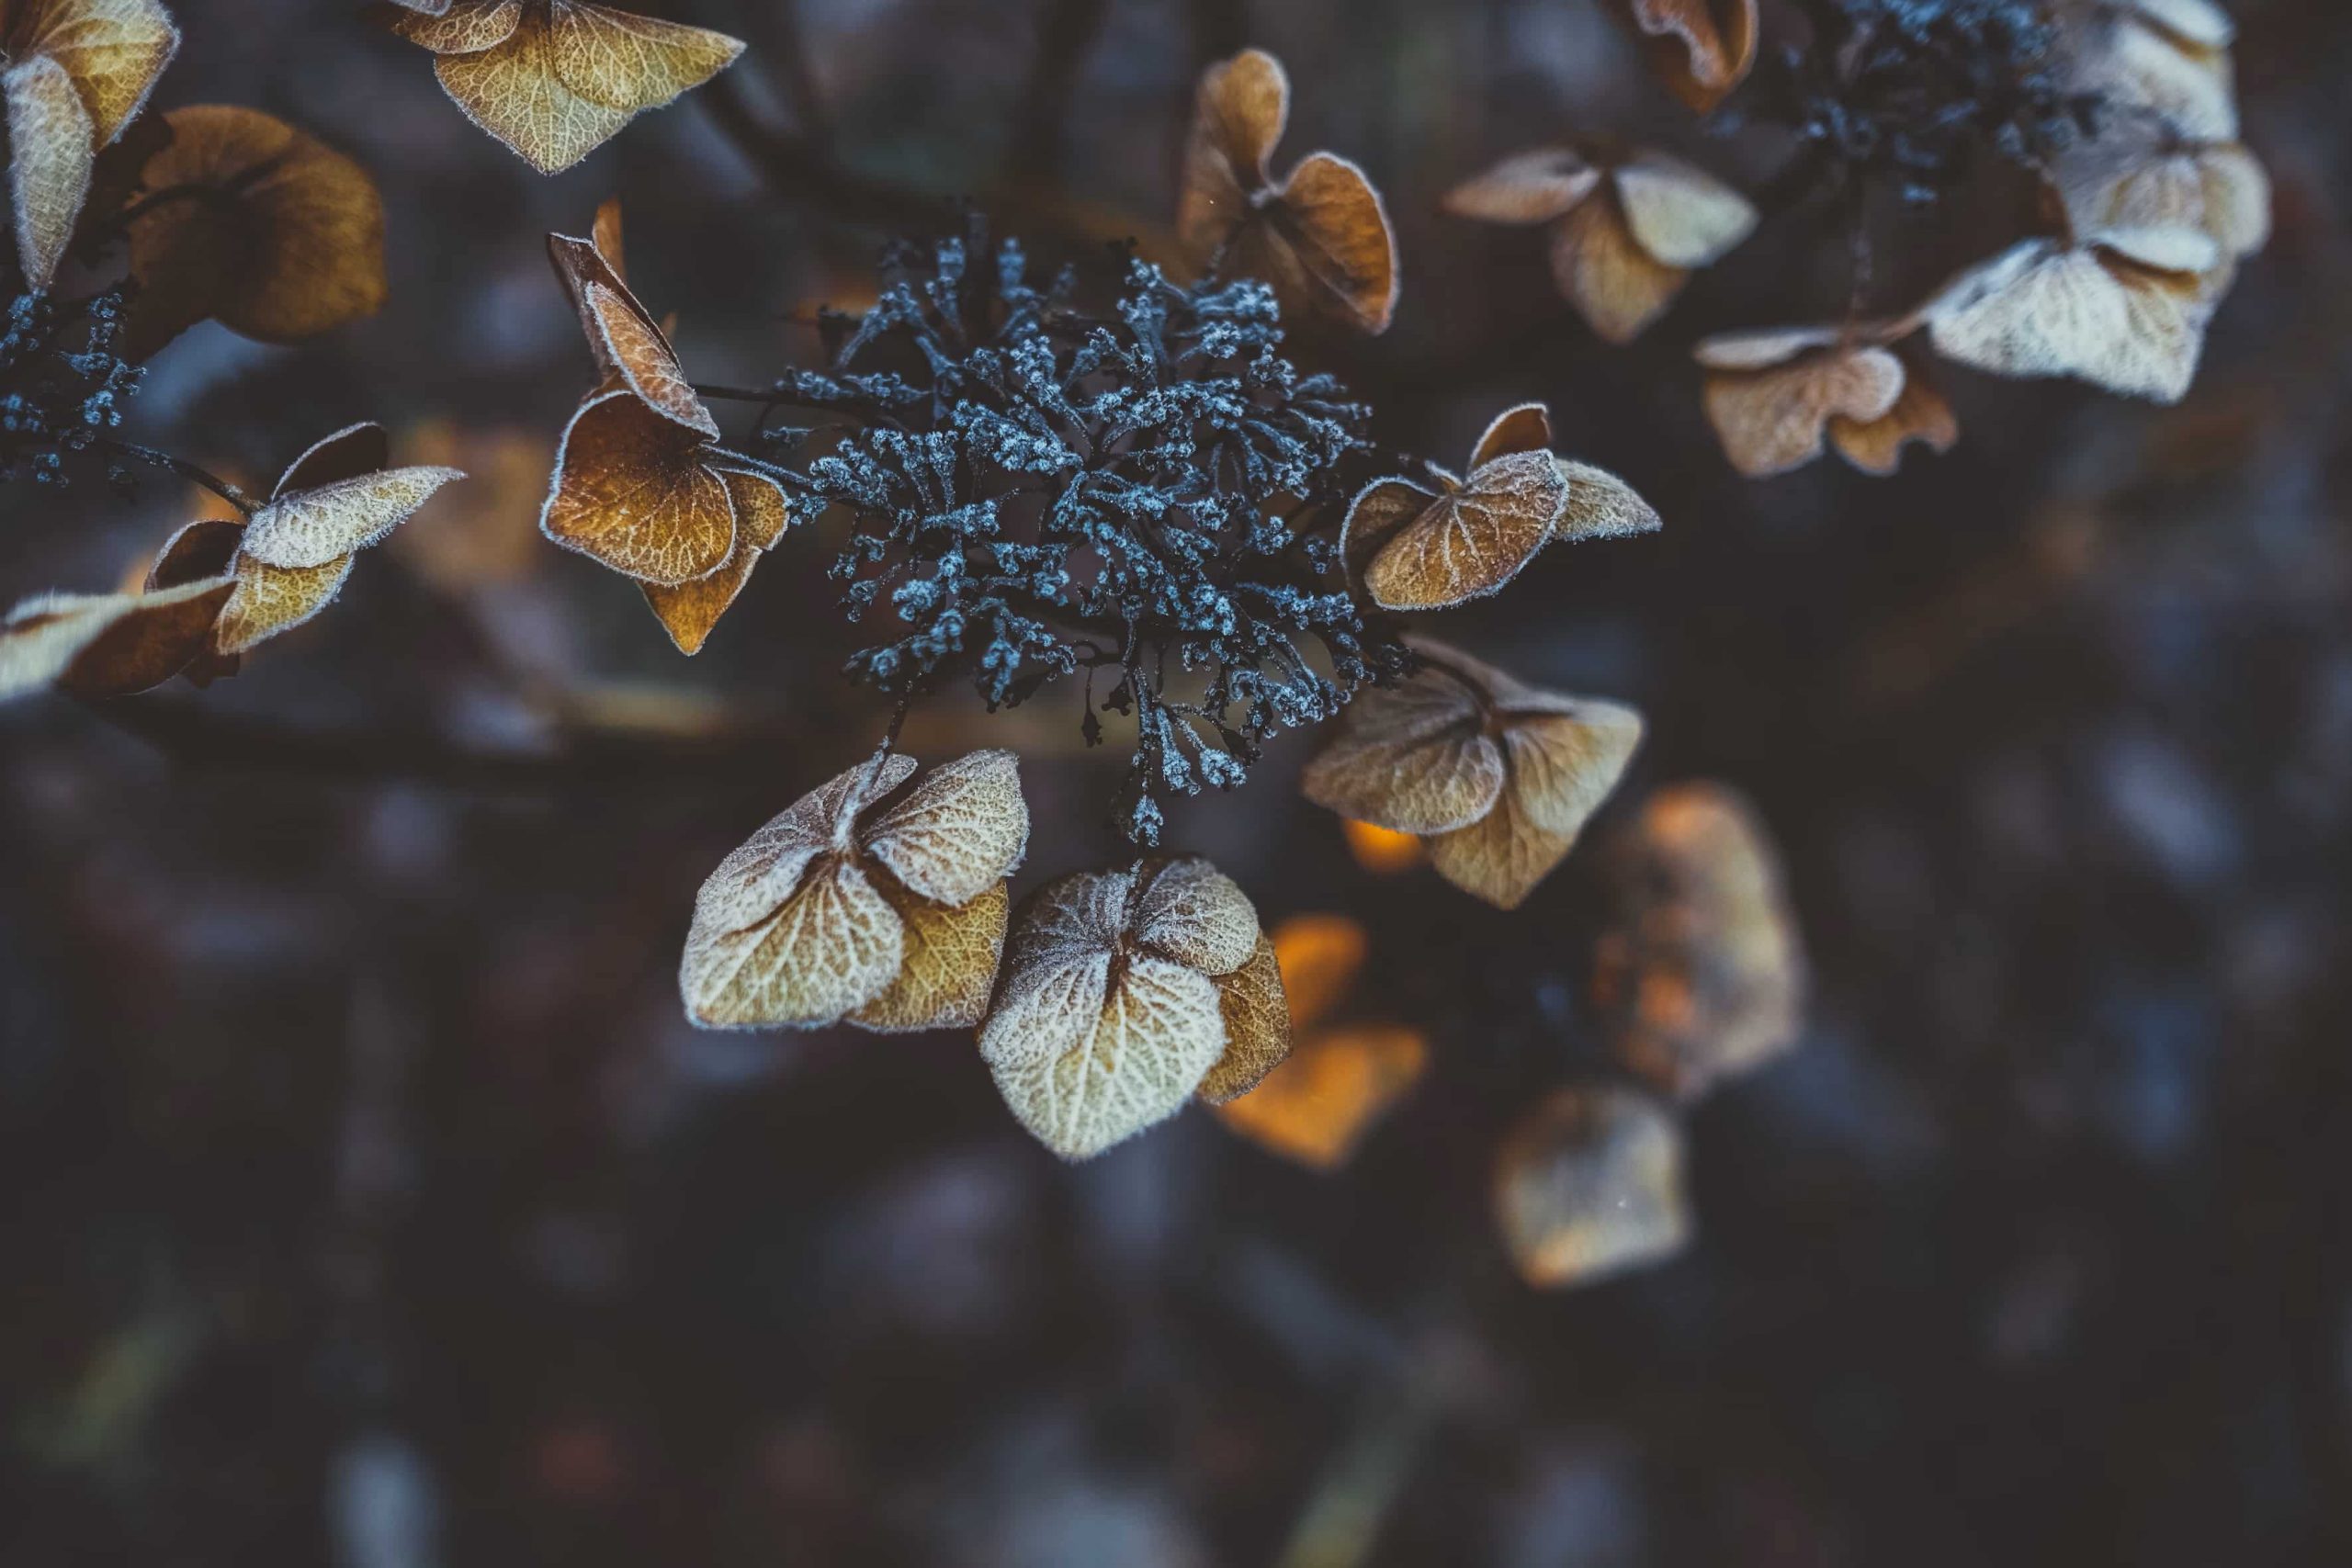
[{"left": 6, "top": 1, "right": 2352, "bottom": 1562}]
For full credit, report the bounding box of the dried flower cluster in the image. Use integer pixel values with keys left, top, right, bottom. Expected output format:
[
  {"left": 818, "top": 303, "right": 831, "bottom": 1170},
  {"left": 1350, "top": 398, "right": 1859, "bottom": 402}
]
[{"left": 0, "top": 285, "right": 137, "bottom": 484}]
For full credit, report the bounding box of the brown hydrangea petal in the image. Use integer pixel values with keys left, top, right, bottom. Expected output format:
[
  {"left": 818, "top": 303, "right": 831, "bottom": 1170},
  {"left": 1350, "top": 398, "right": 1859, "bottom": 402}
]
[
  {"left": 1829, "top": 368, "right": 1959, "bottom": 476},
  {"left": 1469, "top": 402, "right": 1555, "bottom": 468},
  {"left": 9, "top": 0, "right": 178, "bottom": 142},
  {"left": 680, "top": 857, "right": 906, "bottom": 1030},
  {"left": 1300, "top": 662, "right": 1504, "bottom": 836},
  {"left": 146, "top": 517, "right": 243, "bottom": 589},
  {"left": 430, "top": 7, "right": 632, "bottom": 175},
  {"left": 1197, "top": 935, "right": 1290, "bottom": 1104},
  {"left": 718, "top": 468, "right": 788, "bottom": 550},
  {"left": 1554, "top": 460, "right": 1663, "bottom": 542},
  {"left": 1594, "top": 783, "right": 1805, "bottom": 1100},
  {"left": 209, "top": 554, "right": 354, "bottom": 656},
  {"left": 1548, "top": 193, "right": 1687, "bottom": 345},
  {"left": 983, "top": 951, "right": 1229, "bottom": 1160},
  {"left": 276, "top": 422, "right": 391, "bottom": 494},
  {"left": 1132, "top": 854, "right": 1260, "bottom": 977},
  {"left": 121, "top": 105, "right": 387, "bottom": 359},
  {"left": 1364, "top": 450, "right": 1567, "bottom": 612},
  {"left": 5, "top": 53, "right": 94, "bottom": 288},
  {"left": 1213, "top": 1021, "right": 1426, "bottom": 1171},
  {"left": 1267, "top": 151, "right": 1399, "bottom": 334},
  {"left": 1611, "top": 152, "right": 1757, "bottom": 268},
  {"left": 592, "top": 194, "right": 625, "bottom": 271},
  {"left": 1618, "top": 0, "right": 1760, "bottom": 113},
  {"left": 547, "top": 223, "right": 713, "bottom": 434},
  {"left": 848, "top": 879, "right": 1010, "bottom": 1034},
  {"left": 1424, "top": 788, "right": 1573, "bottom": 911},
  {"left": 1926, "top": 239, "right": 2212, "bottom": 403},
  {"left": 546, "top": 3, "right": 742, "bottom": 114},
  {"left": 1338, "top": 476, "right": 1440, "bottom": 584},
  {"left": 1176, "top": 47, "right": 1288, "bottom": 260},
  {"left": 859, "top": 748, "right": 1029, "bottom": 908},
  {"left": 240, "top": 464, "right": 465, "bottom": 570},
  {"left": 638, "top": 469, "right": 790, "bottom": 653},
  {"left": 1494, "top": 1086, "right": 1691, "bottom": 1288},
  {"left": 1500, "top": 698, "right": 1645, "bottom": 840},
  {"left": 540, "top": 388, "right": 739, "bottom": 586},
  {"left": 380, "top": 0, "right": 521, "bottom": 53},
  {"left": 1, "top": 577, "right": 232, "bottom": 701},
  {"left": 1268, "top": 912, "right": 1366, "bottom": 1034},
  {"left": 688, "top": 752, "right": 918, "bottom": 937},
  {"left": 1442, "top": 149, "right": 1600, "bottom": 226},
  {"left": 1702, "top": 344, "right": 1908, "bottom": 478}
]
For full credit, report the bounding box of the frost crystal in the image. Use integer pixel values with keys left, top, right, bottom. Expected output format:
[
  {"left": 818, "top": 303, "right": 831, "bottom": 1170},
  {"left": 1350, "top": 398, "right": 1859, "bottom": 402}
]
[{"left": 0, "top": 285, "right": 141, "bottom": 488}]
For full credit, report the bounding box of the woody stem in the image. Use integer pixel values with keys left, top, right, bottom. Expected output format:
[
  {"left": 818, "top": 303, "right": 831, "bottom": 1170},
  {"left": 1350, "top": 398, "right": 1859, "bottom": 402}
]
[{"left": 102, "top": 441, "right": 259, "bottom": 515}]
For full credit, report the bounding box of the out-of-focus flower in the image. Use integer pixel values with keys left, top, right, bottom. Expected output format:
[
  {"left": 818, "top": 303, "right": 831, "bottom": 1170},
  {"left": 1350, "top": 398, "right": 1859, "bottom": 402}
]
[
  {"left": 1, "top": 0, "right": 176, "bottom": 286},
  {"left": 1593, "top": 783, "right": 1805, "bottom": 1100},
  {"left": 1493, "top": 1085, "right": 1690, "bottom": 1288},
  {"left": 979, "top": 855, "right": 1283, "bottom": 1159},
  {"left": 1696, "top": 323, "right": 1958, "bottom": 479},
  {"left": 1604, "top": 0, "right": 1759, "bottom": 113},
  {"left": 1212, "top": 913, "right": 1428, "bottom": 1170},
  {"left": 1302, "top": 638, "right": 1643, "bottom": 910},
  {"left": 682, "top": 750, "right": 1029, "bottom": 1033},
  {"left": 1177, "top": 47, "right": 1398, "bottom": 333},
  {"left": 1, "top": 574, "right": 229, "bottom": 701},
  {"left": 375, "top": 0, "right": 742, "bottom": 175},
  {"left": 2053, "top": 134, "right": 2268, "bottom": 273},
  {"left": 1445, "top": 145, "right": 1755, "bottom": 344},
  {"left": 1924, "top": 235, "right": 2219, "bottom": 403},
  {"left": 2062, "top": 0, "right": 2238, "bottom": 143},
  {"left": 1340, "top": 401, "right": 1658, "bottom": 611}
]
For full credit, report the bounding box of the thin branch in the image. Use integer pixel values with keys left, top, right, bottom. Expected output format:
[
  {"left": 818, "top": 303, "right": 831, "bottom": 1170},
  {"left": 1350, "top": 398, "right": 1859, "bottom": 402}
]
[{"left": 102, "top": 441, "right": 259, "bottom": 514}]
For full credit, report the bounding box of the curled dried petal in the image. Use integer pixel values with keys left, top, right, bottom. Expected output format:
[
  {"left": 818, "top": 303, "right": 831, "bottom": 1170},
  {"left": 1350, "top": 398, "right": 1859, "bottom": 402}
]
[
  {"left": 1, "top": 576, "right": 234, "bottom": 701},
  {"left": 1616, "top": 0, "right": 1759, "bottom": 113},
  {"left": 1363, "top": 449, "right": 1567, "bottom": 612},
  {"left": 1197, "top": 935, "right": 1289, "bottom": 1104},
  {"left": 1300, "top": 661, "right": 1502, "bottom": 837},
  {"left": 211, "top": 555, "right": 355, "bottom": 655},
  {"left": 240, "top": 466, "right": 466, "bottom": 570},
  {"left": 1702, "top": 344, "right": 1908, "bottom": 479},
  {"left": 1442, "top": 149, "right": 1600, "bottom": 227},
  {"left": 1469, "top": 402, "right": 1555, "bottom": 468},
  {"left": 6, "top": 53, "right": 95, "bottom": 288},
  {"left": 1553, "top": 460, "right": 1663, "bottom": 543},
  {"left": 859, "top": 748, "right": 1030, "bottom": 908},
  {"left": 689, "top": 753, "right": 918, "bottom": 936},
  {"left": 1829, "top": 369, "right": 1959, "bottom": 476},
  {"left": 1926, "top": 239, "right": 2211, "bottom": 403},
  {"left": 540, "top": 388, "right": 739, "bottom": 586}
]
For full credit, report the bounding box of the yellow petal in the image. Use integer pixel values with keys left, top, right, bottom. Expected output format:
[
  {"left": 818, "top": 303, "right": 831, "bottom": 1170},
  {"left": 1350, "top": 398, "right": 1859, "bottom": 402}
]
[
  {"left": 1442, "top": 149, "right": 1599, "bottom": 227},
  {"left": 540, "top": 387, "right": 738, "bottom": 585},
  {"left": 1212, "top": 1023, "right": 1426, "bottom": 1171},
  {"left": 6, "top": 54, "right": 96, "bottom": 288},
  {"left": 1197, "top": 934, "right": 1290, "bottom": 1103},
  {"left": 11, "top": 0, "right": 178, "bottom": 144},
  {"left": 433, "top": 7, "right": 630, "bottom": 175},
  {"left": 984, "top": 953, "right": 1228, "bottom": 1160},
  {"left": 849, "top": 879, "right": 1010, "bottom": 1034},
  {"left": 859, "top": 748, "right": 1030, "bottom": 906},
  {"left": 1494, "top": 1087, "right": 1690, "bottom": 1288},
  {"left": 1132, "top": 853, "right": 1260, "bottom": 976},
  {"left": 1548, "top": 194, "right": 1687, "bottom": 345},
  {"left": 241, "top": 465, "right": 465, "bottom": 570},
  {"left": 1702, "top": 344, "right": 1907, "bottom": 478},
  {"left": 1365, "top": 449, "right": 1567, "bottom": 612},
  {"left": 211, "top": 554, "right": 355, "bottom": 655},
  {"left": 546, "top": 2, "right": 743, "bottom": 114},
  {"left": 681, "top": 856, "right": 906, "bottom": 1030}
]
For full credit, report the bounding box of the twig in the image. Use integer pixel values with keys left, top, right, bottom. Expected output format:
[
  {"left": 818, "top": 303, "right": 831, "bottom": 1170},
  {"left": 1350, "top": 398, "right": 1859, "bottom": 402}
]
[{"left": 102, "top": 441, "right": 258, "bottom": 515}]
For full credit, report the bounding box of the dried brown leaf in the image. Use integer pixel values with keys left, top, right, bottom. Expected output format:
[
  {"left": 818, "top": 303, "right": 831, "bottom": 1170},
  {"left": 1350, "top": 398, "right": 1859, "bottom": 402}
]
[
  {"left": 1494, "top": 1086, "right": 1690, "bottom": 1288},
  {"left": 2, "top": 575, "right": 232, "bottom": 701},
  {"left": 1469, "top": 402, "right": 1555, "bottom": 468},
  {"left": 540, "top": 387, "right": 740, "bottom": 586},
  {"left": 1363, "top": 450, "right": 1567, "bottom": 612},
  {"left": 1829, "top": 367, "right": 1960, "bottom": 475},
  {"left": 1299, "top": 660, "right": 1503, "bottom": 836},
  {"left": 1701, "top": 340, "right": 1908, "bottom": 478}
]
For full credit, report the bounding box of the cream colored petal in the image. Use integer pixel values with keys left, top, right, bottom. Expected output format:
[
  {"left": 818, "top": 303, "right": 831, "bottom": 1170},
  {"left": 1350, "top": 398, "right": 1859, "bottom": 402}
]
[
  {"left": 1927, "top": 240, "right": 2211, "bottom": 403},
  {"left": 1365, "top": 449, "right": 1567, "bottom": 612},
  {"left": 849, "top": 880, "right": 1009, "bottom": 1034},
  {"left": 2122, "top": 0, "right": 2233, "bottom": 50},
  {"left": 1442, "top": 148, "right": 1600, "bottom": 226},
  {"left": 1494, "top": 1086, "right": 1690, "bottom": 1288},
  {"left": 1549, "top": 195, "right": 1687, "bottom": 345},
  {"left": 1553, "top": 460, "right": 1663, "bottom": 543},
  {"left": 1211, "top": 1023, "right": 1427, "bottom": 1171},
  {"left": 211, "top": 553, "right": 354, "bottom": 655},
  {"left": 1702, "top": 346, "right": 1908, "bottom": 478},
  {"left": 240, "top": 466, "right": 466, "bottom": 570},
  {"left": 6, "top": 55, "right": 95, "bottom": 289},
  {"left": 1197, "top": 935, "right": 1290, "bottom": 1103},
  {"left": 1132, "top": 853, "right": 1260, "bottom": 976},
  {"left": 1300, "top": 665, "right": 1504, "bottom": 837},
  {"left": 690, "top": 753, "right": 917, "bottom": 935},
  {"left": 859, "top": 748, "right": 1030, "bottom": 906},
  {"left": 1691, "top": 322, "right": 1846, "bottom": 371},
  {"left": 978, "top": 942, "right": 1113, "bottom": 1072},
  {"left": 2098, "top": 16, "right": 2238, "bottom": 141},
  {"left": 1611, "top": 151, "right": 1757, "bottom": 268},
  {"left": 433, "top": 9, "right": 633, "bottom": 175},
  {"left": 680, "top": 856, "right": 906, "bottom": 1030},
  {"left": 1001, "top": 866, "right": 1134, "bottom": 970},
  {"left": 986, "top": 953, "right": 1228, "bottom": 1160},
  {"left": 1425, "top": 787, "right": 1576, "bottom": 911},
  {"left": 547, "top": 2, "right": 743, "bottom": 114},
  {"left": 1503, "top": 698, "right": 1645, "bottom": 840}
]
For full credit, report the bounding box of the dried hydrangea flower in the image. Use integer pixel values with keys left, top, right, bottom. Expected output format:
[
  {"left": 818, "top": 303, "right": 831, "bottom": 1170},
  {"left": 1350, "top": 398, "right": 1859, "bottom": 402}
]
[
  {"left": 1924, "top": 234, "right": 2218, "bottom": 403},
  {"left": 1340, "top": 401, "right": 1659, "bottom": 611},
  {"left": 1606, "top": 0, "right": 1759, "bottom": 113},
  {"left": 1696, "top": 323, "right": 1958, "bottom": 479},
  {"left": 1301, "top": 637, "right": 1644, "bottom": 910},
  {"left": 2053, "top": 134, "right": 2269, "bottom": 270},
  {"left": 979, "top": 854, "right": 1284, "bottom": 1159},
  {"left": 376, "top": 0, "right": 743, "bottom": 175},
  {"left": 2059, "top": 0, "right": 2236, "bottom": 142},
  {"left": 118, "top": 105, "right": 387, "bottom": 361},
  {"left": 1444, "top": 145, "right": 1756, "bottom": 344},
  {"left": 2, "top": 0, "right": 177, "bottom": 288},
  {"left": 1177, "top": 48, "right": 1399, "bottom": 333},
  {"left": 1, "top": 573, "right": 231, "bottom": 702},
  {"left": 683, "top": 750, "right": 1029, "bottom": 1033},
  {"left": 1211, "top": 913, "right": 1427, "bottom": 1171},
  {"left": 538, "top": 211, "right": 793, "bottom": 652},
  {"left": 1493, "top": 1085, "right": 1690, "bottom": 1289},
  {"left": 1593, "top": 783, "right": 1804, "bottom": 1100}
]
